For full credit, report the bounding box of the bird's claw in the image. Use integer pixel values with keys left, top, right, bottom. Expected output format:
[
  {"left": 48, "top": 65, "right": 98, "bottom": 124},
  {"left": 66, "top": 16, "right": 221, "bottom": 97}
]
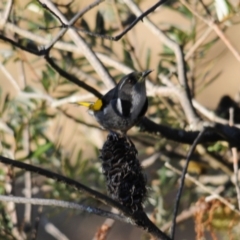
[
  {"left": 109, "top": 131, "right": 120, "bottom": 141},
  {"left": 127, "top": 136, "right": 138, "bottom": 155}
]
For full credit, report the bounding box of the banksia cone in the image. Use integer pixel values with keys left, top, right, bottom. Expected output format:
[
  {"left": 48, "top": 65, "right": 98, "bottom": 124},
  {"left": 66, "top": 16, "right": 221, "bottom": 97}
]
[{"left": 100, "top": 133, "right": 147, "bottom": 212}]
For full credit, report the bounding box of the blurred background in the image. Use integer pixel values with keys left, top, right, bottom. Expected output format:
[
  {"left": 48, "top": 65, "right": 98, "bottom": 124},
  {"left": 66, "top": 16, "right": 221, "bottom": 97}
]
[{"left": 0, "top": 0, "right": 240, "bottom": 239}]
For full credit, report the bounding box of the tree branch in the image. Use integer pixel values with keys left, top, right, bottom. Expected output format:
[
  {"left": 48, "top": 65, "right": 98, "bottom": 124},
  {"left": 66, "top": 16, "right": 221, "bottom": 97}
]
[
  {"left": 39, "top": 0, "right": 115, "bottom": 88},
  {"left": 0, "top": 155, "right": 170, "bottom": 240},
  {"left": 0, "top": 195, "right": 126, "bottom": 223}
]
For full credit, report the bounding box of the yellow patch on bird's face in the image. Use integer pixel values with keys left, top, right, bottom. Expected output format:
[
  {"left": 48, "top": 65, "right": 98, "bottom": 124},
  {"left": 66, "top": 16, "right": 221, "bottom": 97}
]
[
  {"left": 91, "top": 99, "right": 102, "bottom": 111},
  {"left": 78, "top": 99, "right": 102, "bottom": 111}
]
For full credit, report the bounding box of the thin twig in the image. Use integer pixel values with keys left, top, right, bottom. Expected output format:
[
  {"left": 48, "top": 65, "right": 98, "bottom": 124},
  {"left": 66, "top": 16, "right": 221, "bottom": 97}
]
[
  {"left": 111, "top": 0, "right": 144, "bottom": 71},
  {"left": 0, "top": 195, "right": 127, "bottom": 222},
  {"left": 4, "top": 170, "right": 24, "bottom": 240},
  {"left": 123, "top": 0, "right": 201, "bottom": 127},
  {"left": 159, "top": 74, "right": 201, "bottom": 128},
  {"left": 0, "top": 0, "right": 13, "bottom": 27},
  {"left": 180, "top": 0, "right": 240, "bottom": 62},
  {"left": 51, "top": 94, "right": 97, "bottom": 107},
  {"left": 47, "top": 0, "right": 168, "bottom": 42},
  {"left": 192, "top": 99, "right": 233, "bottom": 125},
  {"left": 232, "top": 147, "right": 240, "bottom": 210},
  {"left": 19, "top": 61, "right": 32, "bottom": 230},
  {"left": 170, "top": 128, "right": 206, "bottom": 239},
  {"left": 198, "top": 0, "right": 212, "bottom": 17},
  {"left": 42, "top": 217, "right": 69, "bottom": 240},
  {"left": 23, "top": 172, "right": 32, "bottom": 228},
  {"left": 45, "top": 55, "right": 103, "bottom": 98},
  {"left": 185, "top": 27, "right": 212, "bottom": 61},
  {"left": 1, "top": 21, "right": 169, "bottom": 95},
  {"left": 39, "top": 0, "right": 115, "bottom": 88},
  {"left": 158, "top": 74, "right": 240, "bottom": 128},
  {"left": 0, "top": 62, "right": 21, "bottom": 93},
  {"left": 92, "top": 208, "right": 118, "bottom": 240},
  {"left": 38, "top": 0, "right": 104, "bottom": 51},
  {"left": 229, "top": 108, "right": 240, "bottom": 210},
  {"left": 31, "top": 206, "right": 43, "bottom": 240},
  {"left": 0, "top": 155, "right": 124, "bottom": 210},
  {"left": 19, "top": 92, "right": 53, "bottom": 102},
  {"left": 141, "top": 153, "right": 161, "bottom": 168},
  {"left": 211, "top": 23, "right": 240, "bottom": 61},
  {"left": 0, "top": 34, "right": 102, "bottom": 98},
  {"left": 165, "top": 162, "right": 240, "bottom": 215},
  {"left": 161, "top": 203, "right": 207, "bottom": 232}
]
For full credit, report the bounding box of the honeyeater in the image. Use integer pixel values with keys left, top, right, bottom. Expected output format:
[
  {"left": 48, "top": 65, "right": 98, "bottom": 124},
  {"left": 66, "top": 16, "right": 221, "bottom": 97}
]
[{"left": 78, "top": 70, "right": 152, "bottom": 135}]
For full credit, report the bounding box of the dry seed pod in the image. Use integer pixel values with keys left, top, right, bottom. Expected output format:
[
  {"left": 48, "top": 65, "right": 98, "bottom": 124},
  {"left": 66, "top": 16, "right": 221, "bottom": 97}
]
[{"left": 100, "top": 133, "right": 147, "bottom": 212}]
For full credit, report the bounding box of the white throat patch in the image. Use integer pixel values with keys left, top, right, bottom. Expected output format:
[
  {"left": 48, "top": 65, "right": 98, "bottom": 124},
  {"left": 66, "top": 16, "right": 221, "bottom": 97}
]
[{"left": 116, "top": 98, "right": 123, "bottom": 115}]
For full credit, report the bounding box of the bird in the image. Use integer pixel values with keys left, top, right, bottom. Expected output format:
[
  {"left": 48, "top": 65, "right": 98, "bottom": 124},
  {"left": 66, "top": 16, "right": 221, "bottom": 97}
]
[{"left": 78, "top": 70, "right": 152, "bottom": 136}]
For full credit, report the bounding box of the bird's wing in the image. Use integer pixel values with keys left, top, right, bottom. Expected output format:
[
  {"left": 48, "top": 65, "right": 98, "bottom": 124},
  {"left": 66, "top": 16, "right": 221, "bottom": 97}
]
[
  {"left": 102, "top": 88, "right": 116, "bottom": 105},
  {"left": 137, "top": 98, "right": 148, "bottom": 118},
  {"left": 111, "top": 98, "right": 132, "bottom": 117}
]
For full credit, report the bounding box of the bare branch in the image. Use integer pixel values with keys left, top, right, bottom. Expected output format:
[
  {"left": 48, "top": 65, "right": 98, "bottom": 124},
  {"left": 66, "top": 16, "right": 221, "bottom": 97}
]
[
  {"left": 161, "top": 204, "right": 207, "bottom": 232},
  {"left": 229, "top": 108, "right": 240, "bottom": 210},
  {"left": 0, "top": 195, "right": 127, "bottom": 222},
  {"left": 180, "top": 0, "right": 240, "bottom": 62},
  {"left": 38, "top": 0, "right": 104, "bottom": 51},
  {"left": 185, "top": 27, "right": 213, "bottom": 61},
  {"left": 0, "top": 62, "right": 21, "bottom": 93},
  {"left": 192, "top": 99, "right": 236, "bottom": 125},
  {"left": 46, "top": 0, "right": 168, "bottom": 42},
  {"left": 0, "top": 155, "right": 170, "bottom": 240},
  {"left": 39, "top": 0, "right": 115, "bottom": 88},
  {"left": 92, "top": 208, "right": 118, "bottom": 240},
  {"left": 0, "top": 0, "right": 13, "bottom": 27},
  {"left": 232, "top": 147, "right": 240, "bottom": 210},
  {"left": 165, "top": 162, "right": 240, "bottom": 215},
  {"left": 170, "top": 128, "right": 206, "bottom": 239},
  {"left": 123, "top": 0, "right": 201, "bottom": 127},
  {"left": 0, "top": 155, "right": 124, "bottom": 210},
  {"left": 45, "top": 55, "right": 103, "bottom": 98},
  {"left": 0, "top": 34, "right": 103, "bottom": 98},
  {"left": 42, "top": 217, "right": 69, "bottom": 240}
]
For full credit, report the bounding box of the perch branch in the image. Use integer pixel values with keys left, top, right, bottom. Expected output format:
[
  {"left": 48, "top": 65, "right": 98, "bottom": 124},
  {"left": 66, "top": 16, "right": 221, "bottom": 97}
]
[{"left": 123, "top": 0, "right": 201, "bottom": 127}]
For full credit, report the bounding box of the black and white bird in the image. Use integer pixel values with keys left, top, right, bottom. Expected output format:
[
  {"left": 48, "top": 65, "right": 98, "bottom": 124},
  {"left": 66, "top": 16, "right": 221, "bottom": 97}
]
[{"left": 78, "top": 70, "right": 152, "bottom": 135}]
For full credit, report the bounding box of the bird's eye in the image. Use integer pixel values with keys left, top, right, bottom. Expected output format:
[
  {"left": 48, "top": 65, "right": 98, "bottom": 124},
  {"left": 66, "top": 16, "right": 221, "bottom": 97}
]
[{"left": 128, "top": 77, "right": 135, "bottom": 83}]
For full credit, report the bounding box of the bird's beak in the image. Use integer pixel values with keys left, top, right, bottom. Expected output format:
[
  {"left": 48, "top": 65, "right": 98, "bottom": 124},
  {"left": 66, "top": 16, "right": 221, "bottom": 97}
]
[
  {"left": 142, "top": 69, "right": 153, "bottom": 78},
  {"left": 138, "top": 70, "right": 152, "bottom": 83}
]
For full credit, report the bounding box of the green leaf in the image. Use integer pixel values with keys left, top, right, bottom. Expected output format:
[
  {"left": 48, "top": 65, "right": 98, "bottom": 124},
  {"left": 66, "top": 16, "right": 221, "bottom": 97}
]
[
  {"left": 81, "top": 18, "right": 90, "bottom": 32},
  {"left": 145, "top": 48, "right": 151, "bottom": 70},
  {"left": 176, "top": 5, "right": 193, "bottom": 19},
  {"left": 32, "top": 142, "right": 54, "bottom": 158},
  {"left": 207, "top": 142, "right": 226, "bottom": 152},
  {"left": 95, "top": 11, "right": 105, "bottom": 34},
  {"left": 122, "top": 40, "right": 134, "bottom": 69},
  {"left": 123, "top": 49, "right": 134, "bottom": 69}
]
